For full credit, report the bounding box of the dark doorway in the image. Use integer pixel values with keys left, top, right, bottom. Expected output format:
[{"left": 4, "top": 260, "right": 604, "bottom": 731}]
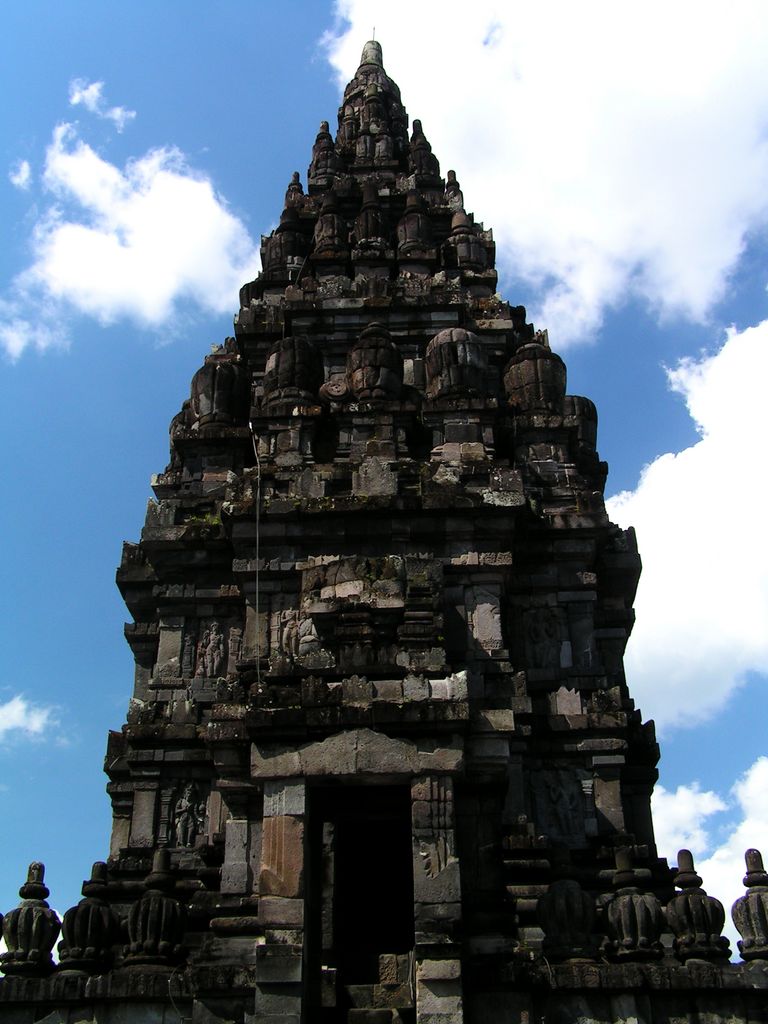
[{"left": 307, "top": 785, "right": 415, "bottom": 1021}]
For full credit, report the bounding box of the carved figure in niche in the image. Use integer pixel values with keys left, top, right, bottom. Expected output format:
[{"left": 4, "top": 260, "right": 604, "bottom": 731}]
[
  {"left": 308, "top": 121, "right": 338, "bottom": 184},
  {"left": 281, "top": 611, "right": 300, "bottom": 661},
  {"left": 227, "top": 626, "right": 242, "bottom": 674},
  {"left": 297, "top": 615, "right": 321, "bottom": 656},
  {"left": 195, "top": 621, "right": 225, "bottom": 677},
  {"left": 532, "top": 768, "right": 584, "bottom": 843},
  {"left": 445, "top": 169, "right": 464, "bottom": 210},
  {"left": 313, "top": 191, "right": 349, "bottom": 258},
  {"left": 409, "top": 119, "right": 440, "bottom": 179},
  {"left": 171, "top": 782, "right": 205, "bottom": 848},
  {"left": 396, "top": 190, "right": 433, "bottom": 255},
  {"left": 524, "top": 608, "right": 560, "bottom": 669},
  {"left": 347, "top": 322, "right": 403, "bottom": 401}
]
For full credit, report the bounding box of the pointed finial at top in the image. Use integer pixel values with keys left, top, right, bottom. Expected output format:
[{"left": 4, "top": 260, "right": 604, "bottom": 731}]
[{"left": 360, "top": 40, "right": 383, "bottom": 67}]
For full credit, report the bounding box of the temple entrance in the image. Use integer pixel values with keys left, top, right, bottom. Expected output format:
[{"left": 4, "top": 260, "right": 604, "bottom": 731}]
[{"left": 307, "top": 784, "right": 415, "bottom": 1023}]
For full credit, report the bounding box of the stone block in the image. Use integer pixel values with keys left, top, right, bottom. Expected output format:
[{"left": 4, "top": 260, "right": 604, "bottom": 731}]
[
  {"left": 403, "top": 674, "right": 429, "bottom": 702},
  {"left": 253, "top": 954, "right": 303, "bottom": 984},
  {"left": 258, "top": 896, "right": 304, "bottom": 927},
  {"left": 413, "top": 847, "right": 461, "bottom": 904},
  {"left": 416, "top": 978, "right": 463, "bottom": 1016},
  {"left": 347, "top": 1012, "right": 398, "bottom": 1024},
  {"left": 418, "top": 960, "right": 461, "bottom": 981},
  {"left": 264, "top": 779, "right": 306, "bottom": 817},
  {"left": 260, "top": 816, "right": 305, "bottom": 897},
  {"left": 129, "top": 788, "right": 157, "bottom": 848}
]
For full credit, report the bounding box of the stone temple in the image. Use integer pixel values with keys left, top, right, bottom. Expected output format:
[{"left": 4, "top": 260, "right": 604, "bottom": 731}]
[{"left": 3, "top": 40, "right": 768, "bottom": 1024}]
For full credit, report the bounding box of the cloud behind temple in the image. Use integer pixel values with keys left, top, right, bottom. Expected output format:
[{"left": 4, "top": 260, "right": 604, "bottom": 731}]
[
  {"left": 1, "top": 93, "right": 261, "bottom": 359},
  {"left": 323, "top": 0, "right": 768, "bottom": 345}
]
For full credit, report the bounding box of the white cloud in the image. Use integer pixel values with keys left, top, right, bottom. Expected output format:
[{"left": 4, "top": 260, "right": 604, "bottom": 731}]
[
  {"left": 323, "top": 1, "right": 768, "bottom": 344},
  {"left": 9, "top": 159, "right": 31, "bottom": 190},
  {"left": 652, "top": 783, "right": 726, "bottom": 860},
  {"left": 69, "top": 78, "right": 136, "bottom": 133},
  {"left": 0, "top": 695, "right": 56, "bottom": 741},
  {"left": 1, "top": 122, "right": 261, "bottom": 358},
  {"left": 607, "top": 320, "right": 768, "bottom": 730}
]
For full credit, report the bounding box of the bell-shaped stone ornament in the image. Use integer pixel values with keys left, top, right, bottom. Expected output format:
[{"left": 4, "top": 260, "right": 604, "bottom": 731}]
[
  {"left": 263, "top": 205, "right": 308, "bottom": 275},
  {"left": 347, "top": 322, "right": 403, "bottom": 402},
  {"left": 538, "top": 878, "right": 596, "bottom": 961},
  {"left": 313, "top": 190, "right": 349, "bottom": 258},
  {"left": 285, "top": 171, "right": 304, "bottom": 208},
  {"left": 425, "top": 327, "right": 487, "bottom": 400},
  {"left": 409, "top": 118, "right": 440, "bottom": 180},
  {"left": 353, "top": 184, "right": 388, "bottom": 252},
  {"left": 396, "top": 190, "right": 433, "bottom": 255},
  {"left": 0, "top": 862, "right": 61, "bottom": 977},
  {"left": 563, "top": 395, "right": 598, "bottom": 450},
  {"left": 308, "top": 120, "right": 339, "bottom": 186},
  {"left": 190, "top": 353, "right": 249, "bottom": 427},
  {"left": 504, "top": 337, "right": 566, "bottom": 414},
  {"left": 263, "top": 336, "right": 323, "bottom": 409},
  {"left": 666, "top": 849, "right": 729, "bottom": 962},
  {"left": 444, "top": 209, "right": 486, "bottom": 272},
  {"left": 732, "top": 847, "right": 768, "bottom": 960},
  {"left": 604, "top": 848, "right": 664, "bottom": 961},
  {"left": 58, "top": 861, "right": 120, "bottom": 974},
  {"left": 124, "top": 849, "right": 185, "bottom": 967},
  {"left": 445, "top": 169, "right": 464, "bottom": 210},
  {"left": 359, "top": 39, "right": 383, "bottom": 67}
]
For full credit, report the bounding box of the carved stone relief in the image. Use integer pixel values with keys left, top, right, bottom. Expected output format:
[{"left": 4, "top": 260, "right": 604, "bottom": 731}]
[
  {"left": 195, "top": 620, "right": 226, "bottom": 678},
  {"left": 524, "top": 608, "right": 561, "bottom": 669},
  {"left": 163, "top": 782, "right": 207, "bottom": 848},
  {"left": 530, "top": 766, "right": 590, "bottom": 845}
]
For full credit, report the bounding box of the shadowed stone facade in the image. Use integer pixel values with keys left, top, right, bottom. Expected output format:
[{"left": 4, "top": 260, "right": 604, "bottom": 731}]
[{"left": 3, "top": 41, "right": 767, "bottom": 1024}]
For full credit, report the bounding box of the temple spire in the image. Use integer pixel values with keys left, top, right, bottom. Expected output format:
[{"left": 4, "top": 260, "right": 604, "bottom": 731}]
[{"left": 359, "top": 39, "right": 383, "bottom": 67}]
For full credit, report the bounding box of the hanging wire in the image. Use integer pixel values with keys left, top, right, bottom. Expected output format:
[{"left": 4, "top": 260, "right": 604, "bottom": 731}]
[{"left": 249, "top": 420, "right": 263, "bottom": 690}]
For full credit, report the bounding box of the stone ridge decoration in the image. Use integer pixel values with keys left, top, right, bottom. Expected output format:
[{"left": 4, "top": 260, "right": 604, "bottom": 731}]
[{"left": 1, "top": 39, "right": 767, "bottom": 1024}]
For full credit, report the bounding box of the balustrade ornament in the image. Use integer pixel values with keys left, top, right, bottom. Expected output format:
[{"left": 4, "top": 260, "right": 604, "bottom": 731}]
[
  {"left": 538, "top": 878, "right": 596, "bottom": 961},
  {"left": 58, "top": 861, "right": 120, "bottom": 974},
  {"left": 604, "top": 849, "right": 664, "bottom": 961},
  {"left": 666, "top": 849, "right": 730, "bottom": 962},
  {"left": 732, "top": 848, "right": 768, "bottom": 960},
  {"left": 124, "top": 849, "right": 185, "bottom": 967},
  {"left": 0, "top": 862, "right": 61, "bottom": 977}
]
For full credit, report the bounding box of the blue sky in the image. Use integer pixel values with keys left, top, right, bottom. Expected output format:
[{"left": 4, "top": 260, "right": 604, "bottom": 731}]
[{"left": 2, "top": 0, "right": 768, "bottom": 942}]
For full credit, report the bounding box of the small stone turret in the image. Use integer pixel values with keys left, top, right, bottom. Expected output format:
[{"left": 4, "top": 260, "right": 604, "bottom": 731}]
[
  {"left": 0, "top": 863, "right": 61, "bottom": 977},
  {"left": 58, "top": 862, "right": 120, "bottom": 974},
  {"left": 733, "top": 848, "right": 768, "bottom": 960}
]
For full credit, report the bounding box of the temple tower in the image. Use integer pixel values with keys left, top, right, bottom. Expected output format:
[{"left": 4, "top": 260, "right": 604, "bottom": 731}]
[{"left": 3, "top": 41, "right": 764, "bottom": 1024}]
